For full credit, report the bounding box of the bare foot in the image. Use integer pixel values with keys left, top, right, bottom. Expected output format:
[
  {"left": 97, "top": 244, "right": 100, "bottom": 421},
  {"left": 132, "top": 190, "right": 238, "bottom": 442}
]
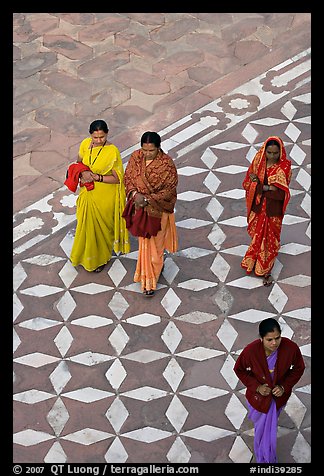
[{"left": 263, "top": 274, "right": 274, "bottom": 286}]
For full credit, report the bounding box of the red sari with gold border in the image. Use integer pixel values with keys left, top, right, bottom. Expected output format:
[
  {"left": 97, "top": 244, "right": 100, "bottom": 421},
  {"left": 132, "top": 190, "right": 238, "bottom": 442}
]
[{"left": 241, "top": 136, "right": 291, "bottom": 277}]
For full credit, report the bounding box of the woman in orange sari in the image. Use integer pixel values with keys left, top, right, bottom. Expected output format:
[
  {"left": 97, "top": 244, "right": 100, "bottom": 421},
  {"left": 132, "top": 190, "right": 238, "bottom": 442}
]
[
  {"left": 241, "top": 137, "right": 291, "bottom": 286},
  {"left": 123, "top": 132, "right": 178, "bottom": 297}
]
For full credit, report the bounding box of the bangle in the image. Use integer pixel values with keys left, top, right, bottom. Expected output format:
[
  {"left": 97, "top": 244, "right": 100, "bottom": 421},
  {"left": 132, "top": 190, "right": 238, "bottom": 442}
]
[{"left": 279, "top": 385, "right": 284, "bottom": 393}]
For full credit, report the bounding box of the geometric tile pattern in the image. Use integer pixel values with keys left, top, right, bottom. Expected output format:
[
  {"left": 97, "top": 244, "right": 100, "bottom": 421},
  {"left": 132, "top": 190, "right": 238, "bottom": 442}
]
[{"left": 13, "top": 49, "right": 311, "bottom": 463}]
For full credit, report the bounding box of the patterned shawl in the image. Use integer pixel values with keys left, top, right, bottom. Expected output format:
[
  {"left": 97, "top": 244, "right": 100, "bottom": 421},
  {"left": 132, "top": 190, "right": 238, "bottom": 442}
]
[
  {"left": 243, "top": 136, "right": 291, "bottom": 219},
  {"left": 124, "top": 148, "right": 178, "bottom": 218}
]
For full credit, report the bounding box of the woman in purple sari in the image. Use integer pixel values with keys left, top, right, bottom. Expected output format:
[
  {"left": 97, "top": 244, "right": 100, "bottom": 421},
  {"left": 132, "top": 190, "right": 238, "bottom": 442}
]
[{"left": 234, "top": 318, "right": 305, "bottom": 463}]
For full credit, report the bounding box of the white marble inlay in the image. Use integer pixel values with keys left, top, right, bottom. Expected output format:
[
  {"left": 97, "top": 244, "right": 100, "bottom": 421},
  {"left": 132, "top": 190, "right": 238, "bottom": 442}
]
[
  {"left": 62, "top": 428, "right": 113, "bottom": 445},
  {"left": 166, "top": 395, "right": 188, "bottom": 432},
  {"left": 108, "top": 259, "right": 127, "bottom": 286},
  {"left": 163, "top": 358, "right": 185, "bottom": 392},
  {"left": 279, "top": 275, "right": 311, "bottom": 287},
  {"left": 177, "top": 279, "right": 217, "bottom": 291},
  {"left": 13, "top": 293, "right": 23, "bottom": 322},
  {"left": 206, "top": 197, "right": 224, "bottom": 221},
  {"left": 23, "top": 254, "right": 65, "bottom": 266},
  {"left": 13, "top": 262, "right": 27, "bottom": 291},
  {"left": 174, "top": 311, "right": 218, "bottom": 324},
  {"left": 218, "top": 216, "right": 247, "bottom": 227},
  {"left": 284, "top": 393, "right": 307, "bottom": 428},
  {"left": 216, "top": 188, "right": 245, "bottom": 199},
  {"left": 279, "top": 243, "right": 311, "bottom": 255},
  {"left": 200, "top": 148, "right": 217, "bottom": 168},
  {"left": 210, "top": 254, "right": 230, "bottom": 282},
  {"left": 108, "top": 292, "right": 129, "bottom": 319},
  {"left": 62, "top": 387, "right": 114, "bottom": 403},
  {"left": 242, "top": 123, "right": 259, "bottom": 143},
  {"left": 163, "top": 257, "right": 179, "bottom": 284},
  {"left": 229, "top": 435, "right": 252, "bottom": 463},
  {"left": 179, "top": 386, "right": 228, "bottom": 401},
  {"left": 14, "top": 389, "right": 55, "bottom": 404},
  {"left": 283, "top": 214, "right": 308, "bottom": 225},
  {"left": 300, "top": 343, "right": 311, "bottom": 358},
  {"left": 204, "top": 172, "right": 220, "bottom": 194},
  {"left": 54, "top": 326, "right": 73, "bottom": 357},
  {"left": 125, "top": 313, "right": 161, "bottom": 327},
  {"left": 67, "top": 352, "right": 113, "bottom": 366},
  {"left": 295, "top": 169, "right": 311, "bottom": 191},
  {"left": 291, "top": 432, "right": 311, "bottom": 463},
  {"left": 13, "top": 352, "right": 60, "bottom": 368},
  {"left": 49, "top": 361, "right": 72, "bottom": 394},
  {"left": 59, "top": 261, "right": 78, "bottom": 288},
  {"left": 13, "top": 328, "right": 21, "bottom": 353},
  {"left": 300, "top": 193, "right": 311, "bottom": 217},
  {"left": 181, "top": 425, "right": 234, "bottom": 441},
  {"left": 161, "top": 321, "right": 182, "bottom": 354},
  {"left": 176, "top": 347, "right": 224, "bottom": 361},
  {"left": 212, "top": 142, "right": 249, "bottom": 151},
  {"left": 268, "top": 284, "right": 288, "bottom": 313},
  {"left": 289, "top": 144, "right": 306, "bottom": 165},
  {"left": 46, "top": 397, "right": 69, "bottom": 436},
  {"left": 121, "top": 386, "right": 168, "bottom": 401},
  {"left": 13, "top": 429, "right": 55, "bottom": 446},
  {"left": 175, "top": 248, "right": 214, "bottom": 260},
  {"left": 217, "top": 319, "right": 238, "bottom": 352},
  {"left": 227, "top": 276, "right": 263, "bottom": 289},
  {"left": 106, "top": 398, "right": 129, "bottom": 433},
  {"left": 221, "top": 245, "right": 248, "bottom": 257},
  {"left": 176, "top": 218, "right": 212, "bottom": 229},
  {"left": 109, "top": 325, "right": 129, "bottom": 354},
  {"left": 13, "top": 217, "right": 44, "bottom": 242},
  {"left": 71, "top": 283, "right": 113, "bottom": 294},
  {"left": 229, "top": 309, "right": 275, "bottom": 323},
  {"left": 105, "top": 359, "right": 127, "bottom": 389},
  {"left": 281, "top": 101, "right": 297, "bottom": 121},
  {"left": 71, "top": 315, "right": 113, "bottom": 328},
  {"left": 177, "top": 166, "right": 207, "bottom": 176},
  {"left": 207, "top": 224, "right": 226, "bottom": 249},
  {"left": 20, "top": 284, "right": 64, "bottom": 297},
  {"left": 177, "top": 191, "right": 210, "bottom": 201},
  {"left": 18, "top": 317, "right": 61, "bottom": 330},
  {"left": 161, "top": 288, "right": 181, "bottom": 316},
  {"left": 166, "top": 437, "right": 191, "bottom": 463},
  {"left": 104, "top": 437, "right": 128, "bottom": 463},
  {"left": 56, "top": 291, "right": 76, "bottom": 321},
  {"left": 221, "top": 354, "right": 238, "bottom": 389},
  {"left": 214, "top": 165, "right": 247, "bottom": 174},
  {"left": 122, "top": 349, "right": 169, "bottom": 363},
  {"left": 225, "top": 394, "right": 247, "bottom": 430},
  {"left": 283, "top": 307, "right": 311, "bottom": 321},
  {"left": 122, "top": 427, "right": 172, "bottom": 442},
  {"left": 44, "top": 441, "right": 67, "bottom": 463}
]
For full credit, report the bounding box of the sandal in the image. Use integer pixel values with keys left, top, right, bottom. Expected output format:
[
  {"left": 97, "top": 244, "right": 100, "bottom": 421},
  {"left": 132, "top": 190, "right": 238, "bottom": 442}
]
[
  {"left": 143, "top": 289, "right": 155, "bottom": 297},
  {"left": 93, "top": 264, "right": 105, "bottom": 273},
  {"left": 263, "top": 274, "right": 274, "bottom": 286}
]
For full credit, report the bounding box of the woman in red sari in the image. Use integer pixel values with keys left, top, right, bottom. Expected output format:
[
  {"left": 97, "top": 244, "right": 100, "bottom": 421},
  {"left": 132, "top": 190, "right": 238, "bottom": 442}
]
[
  {"left": 123, "top": 132, "right": 178, "bottom": 297},
  {"left": 241, "top": 136, "right": 291, "bottom": 286}
]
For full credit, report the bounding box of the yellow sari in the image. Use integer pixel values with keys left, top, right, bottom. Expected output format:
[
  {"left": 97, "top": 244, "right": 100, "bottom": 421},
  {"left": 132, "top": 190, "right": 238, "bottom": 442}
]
[{"left": 70, "top": 138, "right": 130, "bottom": 272}]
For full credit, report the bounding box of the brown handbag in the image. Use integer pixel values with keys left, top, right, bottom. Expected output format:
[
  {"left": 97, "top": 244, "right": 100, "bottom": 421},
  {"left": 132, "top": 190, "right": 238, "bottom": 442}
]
[{"left": 122, "top": 198, "right": 161, "bottom": 238}]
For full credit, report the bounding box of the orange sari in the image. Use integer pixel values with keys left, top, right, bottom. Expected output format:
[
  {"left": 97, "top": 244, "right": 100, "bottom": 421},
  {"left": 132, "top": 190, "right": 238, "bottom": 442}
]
[
  {"left": 241, "top": 136, "right": 291, "bottom": 276},
  {"left": 124, "top": 149, "right": 178, "bottom": 291}
]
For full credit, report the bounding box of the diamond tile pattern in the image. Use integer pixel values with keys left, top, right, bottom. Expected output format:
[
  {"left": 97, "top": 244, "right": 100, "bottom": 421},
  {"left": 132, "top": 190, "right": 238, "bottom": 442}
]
[{"left": 13, "top": 49, "right": 311, "bottom": 463}]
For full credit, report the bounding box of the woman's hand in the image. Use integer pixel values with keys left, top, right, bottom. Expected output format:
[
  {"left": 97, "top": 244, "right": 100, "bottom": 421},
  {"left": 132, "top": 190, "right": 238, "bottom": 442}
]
[
  {"left": 249, "top": 173, "right": 259, "bottom": 183},
  {"left": 272, "top": 385, "right": 285, "bottom": 397},
  {"left": 134, "top": 193, "right": 148, "bottom": 208},
  {"left": 256, "top": 384, "right": 271, "bottom": 396},
  {"left": 80, "top": 171, "right": 93, "bottom": 184}
]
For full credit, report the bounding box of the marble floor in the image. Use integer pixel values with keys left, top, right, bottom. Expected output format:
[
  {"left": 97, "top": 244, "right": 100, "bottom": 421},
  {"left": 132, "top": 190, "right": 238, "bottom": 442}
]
[{"left": 13, "top": 47, "right": 311, "bottom": 464}]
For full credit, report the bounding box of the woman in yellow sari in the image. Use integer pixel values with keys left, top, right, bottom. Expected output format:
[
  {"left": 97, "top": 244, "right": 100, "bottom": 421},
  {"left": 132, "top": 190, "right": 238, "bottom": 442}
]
[
  {"left": 69, "top": 119, "right": 130, "bottom": 272},
  {"left": 123, "top": 132, "right": 178, "bottom": 296}
]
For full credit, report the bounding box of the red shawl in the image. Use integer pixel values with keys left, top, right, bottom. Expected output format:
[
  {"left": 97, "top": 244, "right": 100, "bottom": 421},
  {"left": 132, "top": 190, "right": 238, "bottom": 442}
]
[
  {"left": 123, "top": 148, "right": 178, "bottom": 218},
  {"left": 243, "top": 136, "right": 291, "bottom": 220}
]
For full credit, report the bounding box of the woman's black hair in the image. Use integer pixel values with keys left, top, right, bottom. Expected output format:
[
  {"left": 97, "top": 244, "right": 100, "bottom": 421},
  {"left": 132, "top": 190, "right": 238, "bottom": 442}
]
[
  {"left": 259, "top": 318, "right": 281, "bottom": 338},
  {"left": 89, "top": 120, "right": 109, "bottom": 134},
  {"left": 266, "top": 139, "right": 280, "bottom": 149},
  {"left": 141, "top": 131, "right": 161, "bottom": 148}
]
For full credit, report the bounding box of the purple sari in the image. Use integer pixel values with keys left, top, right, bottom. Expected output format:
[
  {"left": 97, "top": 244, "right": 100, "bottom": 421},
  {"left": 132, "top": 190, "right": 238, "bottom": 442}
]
[{"left": 247, "top": 349, "right": 283, "bottom": 463}]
